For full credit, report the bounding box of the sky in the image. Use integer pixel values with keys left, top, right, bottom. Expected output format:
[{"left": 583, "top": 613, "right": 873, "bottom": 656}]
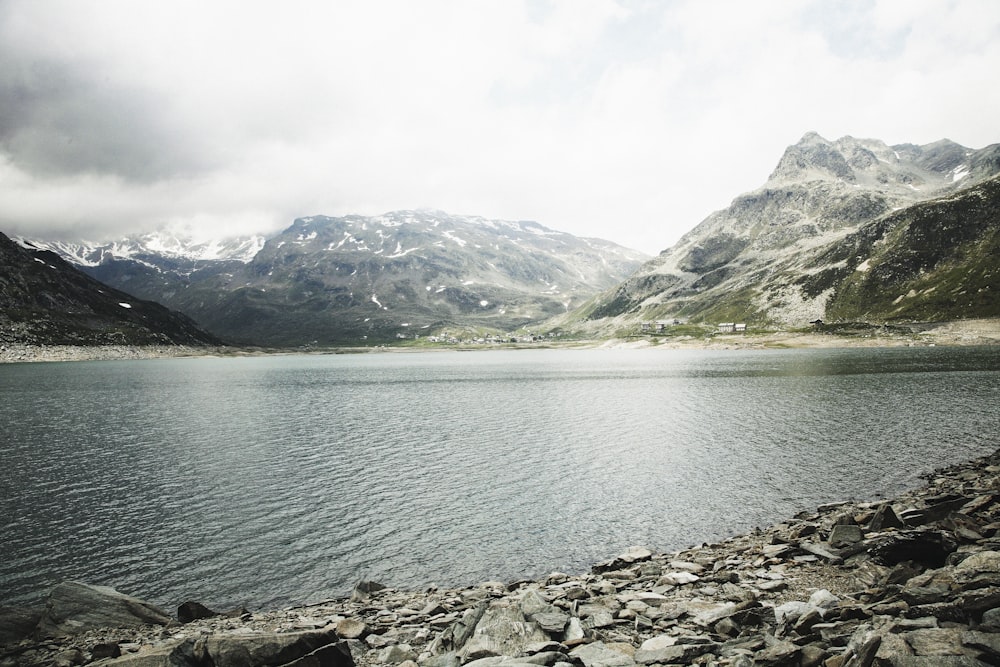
[{"left": 1, "top": 0, "right": 999, "bottom": 255}]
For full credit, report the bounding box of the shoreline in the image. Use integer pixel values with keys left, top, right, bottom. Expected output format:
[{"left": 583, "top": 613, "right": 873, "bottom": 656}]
[
  {"left": 5, "top": 448, "right": 1000, "bottom": 665},
  {"left": 3, "top": 318, "right": 1000, "bottom": 364}
]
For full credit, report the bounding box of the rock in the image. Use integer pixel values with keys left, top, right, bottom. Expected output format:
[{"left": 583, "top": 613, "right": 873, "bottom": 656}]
[
  {"left": 979, "top": 607, "right": 1000, "bottom": 630},
  {"left": 430, "top": 602, "right": 488, "bottom": 654},
  {"left": 177, "top": 600, "right": 220, "bottom": 623},
  {"left": 799, "top": 541, "right": 844, "bottom": 562},
  {"left": 775, "top": 601, "right": 814, "bottom": 624},
  {"left": 349, "top": 580, "right": 385, "bottom": 602},
  {"left": 963, "top": 630, "right": 1000, "bottom": 658},
  {"left": 592, "top": 547, "right": 652, "bottom": 574},
  {"left": 0, "top": 605, "right": 43, "bottom": 644},
  {"left": 378, "top": 643, "right": 416, "bottom": 664},
  {"left": 531, "top": 612, "right": 569, "bottom": 634},
  {"left": 570, "top": 641, "right": 636, "bottom": 667},
  {"left": 953, "top": 551, "right": 1000, "bottom": 590},
  {"left": 829, "top": 524, "right": 864, "bottom": 547},
  {"left": 336, "top": 617, "right": 367, "bottom": 639},
  {"left": 91, "top": 642, "right": 123, "bottom": 659},
  {"left": 52, "top": 648, "right": 85, "bottom": 667},
  {"left": 97, "top": 638, "right": 199, "bottom": 666},
  {"left": 753, "top": 638, "right": 799, "bottom": 665},
  {"left": 868, "top": 503, "right": 905, "bottom": 533},
  {"left": 281, "top": 642, "right": 356, "bottom": 667},
  {"left": 563, "top": 617, "right": 585, "bottom": 644},
  {"left": 809, "top": 589, "right": 841, "bottom": 612},
  {"left": 635, "top": 640, "right": 719, "bottom": 665},
  {"left": 869, "top": 531, "right": 956, "bottom": 567},
  {"left": 459, "top": 605, "right": 548, "bottom": 661},
  {"left": 904, "top": 628, "right": 968, "bottom": 656},
  {"left": 659, "top": 571, "right": 699, "bottom": 585},
  {"left": 200, "top": 627, "right": 340, "bottom": 667},
  {"left": 36, "top": 582, "right": 172, "bottom": 638}
]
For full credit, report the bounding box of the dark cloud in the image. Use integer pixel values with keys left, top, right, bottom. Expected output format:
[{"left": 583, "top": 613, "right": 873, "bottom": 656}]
[{"left": 0, "top": 42, "right": 214, "bottom": 182}]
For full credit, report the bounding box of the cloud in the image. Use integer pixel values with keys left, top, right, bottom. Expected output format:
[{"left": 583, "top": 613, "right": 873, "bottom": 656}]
[{"left": 0, "top": 0, "right": 998, "bottom": 254}]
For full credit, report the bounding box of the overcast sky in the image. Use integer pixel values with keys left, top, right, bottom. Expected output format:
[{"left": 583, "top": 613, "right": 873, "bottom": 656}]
[{"left": 1, "top": 0, "right": 998, "bottom": 255}]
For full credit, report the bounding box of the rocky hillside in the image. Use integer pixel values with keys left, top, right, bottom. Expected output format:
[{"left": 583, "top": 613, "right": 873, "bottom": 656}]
[
  {"left": 30, "top": 211, "right": 647, "bottom": 346},
  {"left": 0, "top": 232, "right": 222, "bottom": 347},
  {"left": 556, "top": 133, "right": 1000, "bottom": 336}
]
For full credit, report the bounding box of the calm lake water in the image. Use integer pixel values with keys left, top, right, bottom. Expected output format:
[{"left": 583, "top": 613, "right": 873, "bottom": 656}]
[{"left": 2, "top": 346, "right": 999, "bottom": 610}]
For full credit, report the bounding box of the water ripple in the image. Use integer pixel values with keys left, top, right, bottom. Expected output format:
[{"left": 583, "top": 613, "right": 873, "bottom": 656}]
[{"left": 2, "top": 347, "right": 999, "bottom": 608}]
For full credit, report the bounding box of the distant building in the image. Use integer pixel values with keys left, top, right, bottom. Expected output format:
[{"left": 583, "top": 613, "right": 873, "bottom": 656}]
[{"left": 718, "top": 323, "right": 747, "bottom": 333}]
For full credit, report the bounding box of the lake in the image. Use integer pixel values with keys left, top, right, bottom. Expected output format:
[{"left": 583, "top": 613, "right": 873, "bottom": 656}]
[{"left": 2, "top": 345, "right": 999, "bottom": 610}]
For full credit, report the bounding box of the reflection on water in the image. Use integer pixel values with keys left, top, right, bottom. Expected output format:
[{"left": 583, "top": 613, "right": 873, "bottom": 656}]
[{"left": 1, "top": 346, "right": 998, "bottom": 609}]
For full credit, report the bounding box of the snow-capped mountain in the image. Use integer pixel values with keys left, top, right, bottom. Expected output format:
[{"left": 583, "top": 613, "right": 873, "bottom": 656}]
[
  {"left": 554, "top": 132, "right": 1000, "bottom": 334},
  {"left": 30, "top": 211, "right": 647, "bottom": 345},
  {"left": 24, "top": 231, "right": 266, "bottom": 268},
  {"left": 0, "top": 232, "right": 221, "bottom": 347}
]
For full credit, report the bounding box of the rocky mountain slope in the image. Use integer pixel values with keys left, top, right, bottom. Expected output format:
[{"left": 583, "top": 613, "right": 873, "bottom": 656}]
[
  {"left": 29, "top": 211, "right": 647, "bottom": 346},
  {"left": 556, "top": 133, "right": 1000, "bottom": 336},
  {"left": 0, "top": 232, "right": 222, "bottom": 347}
]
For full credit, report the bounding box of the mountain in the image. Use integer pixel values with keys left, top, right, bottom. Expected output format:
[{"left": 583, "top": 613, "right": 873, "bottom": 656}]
[
  {"left": 555, "top": 133, "right": 1000, "bottom": 335},
  {"left": 30, "top": 211, "right": 647, "bottom": 346},
  {"left": 0, "top": 232, "right": 223, "bottom": 347}
]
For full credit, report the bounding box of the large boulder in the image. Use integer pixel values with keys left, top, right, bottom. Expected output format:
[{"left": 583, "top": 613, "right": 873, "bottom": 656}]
[
  {"left": 458, "top": 605, "right": 548, "bottom": 662},
  {"left": 0, "top": 605, "right": 43, "bottom": 644},
  {"left": 36, "top": 582, "right": 172, "bottom": 638},
  {"left": 199, "top": 627, "right": 345, "bottom": 667}
]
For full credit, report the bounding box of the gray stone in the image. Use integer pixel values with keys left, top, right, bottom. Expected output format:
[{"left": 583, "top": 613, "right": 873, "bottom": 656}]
[
  {"left": 36, "top": 582, "right": 172, "bottom": 638},
  {"left": 91, "top": 642, "right": 123, "bottom": 660},
  {"left": 281, "top": 642, "right": 356, "bottom": 667},
  {"left": 422, "top": 652, "right": 462, "bottom": 667},
  {"left": 200, "top": 628, "right": 339, "bottom": 667},
  {"left": 635, "top": 641, "right": 719, "bottom": 665},
  {"left": 349, "top": 580, "right": 384, "bottom": 602},
  {"left": 829, "top": 524, "right": 864, "bottom": 547},
  {"left": 0, "top": 605, "right": 42, "bottom": 644},
  {"left": 335, "top": 617, "right": 367, "bottom": 639},
  {"left": 531, "top": 612, "right": 569, "bottom": 634},
  {"left": 753, "top": 639, "right": 799, "bottom": 665},
  {"left": 98, "top": 639, "right": 199, "bottom": 666},
  {"left": 904, "top": 628, "right": 967, "bottom": 656},
  {"left": 52, "top": 648, "right": 85, "bottom": 667},
  {"left": 979, "top": 607, "right": 1000, "bottom": 630},
  {"left": 963, "top": 630, "right": 1000, "bottom": 657},
  {"left": 954, "top": 551, "right": 1000, "bottom": 590},
  {"left": 582, "top": 610, "right": 614, "bottom": 630},
  {"left": 378, "top": 643, "right": 416, "bottom": 664},
  {"left": 869, "top": 504, "right": 906, "bottom": 531},
  {"left": 177, "top": 600, "right": 220, "bottom": 623},
  {"left": 429, "top": 602, "right": 487, "bottom": 654},
  {"left": 520, "top": 590, "right": 556, "bottom": 617},
  {"left": 691, "top": 601, "right": 737, "bottom": 627},
  {"left": 570, "top": 641, "right": 636, "bottom": 667},
  {"left": 459, "top": 605, "right": 548, "bottom": 661},
  {"left": 563, "top": 616, "right": 585, "bottom": 643}
]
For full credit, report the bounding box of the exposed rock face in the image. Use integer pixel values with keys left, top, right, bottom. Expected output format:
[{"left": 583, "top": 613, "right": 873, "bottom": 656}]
[
  {"left": 35, "top": 582, "right": 173, "bottom": 638},
  {"left": 557, "top": 133, "right": 1000, "bottom": 334},
  {"left": 26, "top": 211, "right": 648, "bottom": 346},
  {"left": 0, "top": 232, "right": 223, "bottom": 347},
  {"left": 7, "top": 449, "right": 1000, "bottom": 666}
]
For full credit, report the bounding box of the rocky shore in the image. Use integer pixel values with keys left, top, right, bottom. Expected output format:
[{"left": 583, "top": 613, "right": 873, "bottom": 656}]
[
  {"left": 0, "top": 344, "right": 226, "bottom": 364},
  {"left": 5, "top": 450, "right": 1000, "bottom": 666}
]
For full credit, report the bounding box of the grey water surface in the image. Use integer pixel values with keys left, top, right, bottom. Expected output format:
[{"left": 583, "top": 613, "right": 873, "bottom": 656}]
[{"left": 2, "top": 346, "right": 999, "bottom": 609}]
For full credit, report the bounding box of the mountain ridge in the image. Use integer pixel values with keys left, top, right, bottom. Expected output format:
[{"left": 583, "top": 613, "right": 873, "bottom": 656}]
[
  {"left": 0, "top": 232, "right": 223, "bottom": 347},
  {"left": 26, "top": 210, "right": 648, "bottom": 346},
  {"left": 550, "top": 132, "right": 1000, "bottom": 335}
]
